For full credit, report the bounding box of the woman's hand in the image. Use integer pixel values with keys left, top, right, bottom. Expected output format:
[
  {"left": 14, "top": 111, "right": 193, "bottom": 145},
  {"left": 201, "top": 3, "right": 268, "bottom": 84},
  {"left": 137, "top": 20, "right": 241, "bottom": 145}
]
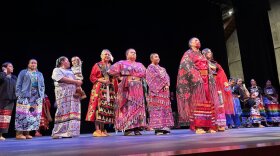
[
  {"left": 98, "top": 78, "right": 110, "bottom": 85},
  {"left": 2, "top": 67, "right": 7, "bottom": 74},
  {"left": 75, "top": 80, "right": 83, "bottom": 86},
  {"left": 103, "top": 79, "right": 111, "bottom": 85}
]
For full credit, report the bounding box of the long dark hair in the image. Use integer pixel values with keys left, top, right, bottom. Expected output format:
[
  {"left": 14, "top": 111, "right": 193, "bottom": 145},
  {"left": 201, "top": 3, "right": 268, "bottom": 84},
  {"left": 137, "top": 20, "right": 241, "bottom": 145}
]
[{"left": 56, "top": 56, "right": 67, "bottom": 68}]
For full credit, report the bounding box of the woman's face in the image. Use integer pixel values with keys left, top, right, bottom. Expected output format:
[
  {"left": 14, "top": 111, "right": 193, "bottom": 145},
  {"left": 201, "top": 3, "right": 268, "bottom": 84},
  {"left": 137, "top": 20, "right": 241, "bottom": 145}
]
[
  {"left": 250, "top": 80, "right": 256, "bottom": 86},
  {"left": 237, "top": 79, "right": 243, "bottom": 85},
  {"left": 190, "top": 38, "right": 201, "bottom": 49},
  {"left": 101, "top": 51, "right": 111, "bottom": 62},
  {"left": 127, "top": 49, "right": 136, "bottom": 61},
  {"left": 205, "top": 52, "right": 213, "bottom": 60},
  {"left": 28, "top": 60, "right": 37, "bottom": 70},
  {"left": 4, "top": 63, "right": 14, "bottom": 73},
  {"left": 230, "top": 79, "right": 235, "bottom": 86},
  {"left": 62, "top": 58, "right": 70, "bottom": 69},
  {"left": 151, "top": 54, "right": 160, "bottom": 64},
  {"left": 266, "top": 80, "right": 271, "bottom": 86}
]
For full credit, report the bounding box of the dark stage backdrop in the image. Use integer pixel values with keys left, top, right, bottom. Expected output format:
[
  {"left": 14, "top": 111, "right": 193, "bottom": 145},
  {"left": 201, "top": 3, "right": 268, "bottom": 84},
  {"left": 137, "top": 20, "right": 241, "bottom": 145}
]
[
  {"left": 0, "top": 0, "right": 228, "bottom": 136},
  {"left": 233, "top": 0, "right": 280, "bottom": 90}
]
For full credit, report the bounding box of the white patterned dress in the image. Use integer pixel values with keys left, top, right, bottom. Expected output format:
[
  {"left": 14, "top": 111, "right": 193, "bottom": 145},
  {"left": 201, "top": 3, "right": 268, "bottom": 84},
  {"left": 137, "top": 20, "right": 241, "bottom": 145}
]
[{"left": 51, "top": 68, "right": 81, "bottom": 137}]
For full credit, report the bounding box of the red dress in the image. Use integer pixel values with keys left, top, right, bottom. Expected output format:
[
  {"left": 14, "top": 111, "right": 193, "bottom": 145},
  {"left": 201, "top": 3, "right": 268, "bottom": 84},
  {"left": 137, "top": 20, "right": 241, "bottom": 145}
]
[
  {"left": 85, "top": 61, "right": 118, "bottom": 124},
  {"left": 209, "top": 60, "right": 235, "bottom": 128},
  {"left": 214, "top": 62, "right": 235, "bottom": 115},
  {"left": 39, "top": 95, "right": 52, "bottom": 130},
  {"left": 176, "top": 49, "right": 220, "bottom": 131}
]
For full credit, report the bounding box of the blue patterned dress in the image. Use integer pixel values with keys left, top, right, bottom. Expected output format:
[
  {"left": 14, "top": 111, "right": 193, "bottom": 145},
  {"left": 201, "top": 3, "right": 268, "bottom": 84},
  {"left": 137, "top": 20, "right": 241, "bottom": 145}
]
[{"left": 15, "top": 71, "right": 43, "bottom": 131}]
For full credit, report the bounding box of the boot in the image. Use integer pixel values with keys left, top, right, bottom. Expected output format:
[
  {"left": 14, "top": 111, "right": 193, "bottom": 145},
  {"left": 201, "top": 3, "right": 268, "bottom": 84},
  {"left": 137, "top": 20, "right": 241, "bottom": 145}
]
[
  {"left": 16, "top": 131, "right": 26, "bottom": 140},
  {"left": 23, "top": 131, "right": 33, "bottom": 139}
]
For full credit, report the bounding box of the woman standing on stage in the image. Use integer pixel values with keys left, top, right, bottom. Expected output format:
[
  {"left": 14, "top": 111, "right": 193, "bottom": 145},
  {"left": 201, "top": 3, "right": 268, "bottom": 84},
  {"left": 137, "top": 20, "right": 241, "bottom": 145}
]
[
  {"left": 86, "top": 49, "right": 118, "bottom": 137},
  {"left": 235, "top": 78, "right": 251, "bottom": 127},
  {"left": 15, "top": 59, "right": 45, "bottom": 140},
  {"left": 229, "top": 78, "right": 242, "bottom": 128},
  {"left": 176, "top": 37, "right": 220, "bottom": 134},
  {"left": 0, "top": 62, "right": 17, "bottom": 141},
  {"left": 263, "top": 80, "right": 280, "bottom": 126},
  {"left": 108, "top": 48, "right": 147, "bottom": 136},
  {"left": 249, "top": 79, "right": 267, "bottom": 126},
  {"left": 146, "top": 53, "right": 174, "bottom": 135},
  {"left": 51, "top": 56, "right": 82, "bottom": 139},
  {"left": 202, "top": 48, "right": 235, "bottom": 131}
]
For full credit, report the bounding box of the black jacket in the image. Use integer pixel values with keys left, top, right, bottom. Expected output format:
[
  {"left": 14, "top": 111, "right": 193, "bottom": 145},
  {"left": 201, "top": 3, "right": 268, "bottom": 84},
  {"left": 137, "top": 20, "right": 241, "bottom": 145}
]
[{"left": 0, "top": 72, "right": 17, "bottom": 100}]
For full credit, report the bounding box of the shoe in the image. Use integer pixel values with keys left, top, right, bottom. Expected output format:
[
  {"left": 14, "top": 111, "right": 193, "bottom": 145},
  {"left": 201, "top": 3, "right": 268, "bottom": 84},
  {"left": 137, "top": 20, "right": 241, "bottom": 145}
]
[
  {"left": 16, "top": 131, "right": 26, "bottom": 140},
  {"left": 23, "top": 132, "right": 33, "bottom": 139},
  {"left": 35, "top": 131, "right": 43, "bottom": 137},
  {"left": 207, "top": 129, "right": 217, "bottom": 133},
  {"left": 146, "top": 127, "right": 154, "bottom": 131},
  {"left": 134, "top": 130, "right": 142, "bottom": 136},
  {"left": 163, "top": 130, "right": 171, "bottom": 135},
  {"left": 195, "top": 128, "right": 206, "bottom": 134},
  {"left": 52, "top": 136, "right": 60, "bottom": 139},
  {"left": 264, "top": 123, "right": 271, "bottom": 127},
  {"left": 124, "top": 130, "right": 133, "bottom": 136},
  {"left": 93, "top": 130, "right": 103, "bottom": 137},
  {"left": 218, "top": 127, "right": 225, "bottom": 132},
  {"left": 0, "top": 136, "right": 5, "bottom": 141},
  {"left": 155, "top": 130, "right": 164, "bottom": 135},
  {"left": 100, "top": 131, "right": 107, "bottom": 137},
  {"left": 25, "top": 135, "right": 33, "bottom": 139},
  {"left": 259, "top": 125, "right": 265, "bottom": 128},
  {"left": 233, "top": 126, "right": 240, "bottom": 129},
  {"left": 239, "top": 125, "right": 245, "bottom": 128},
  {"left": 102, "top": 130, "right": 110, "bottom": 136},
  {"left": 16, "top": 134, "right": 26, "bottom": 140}
]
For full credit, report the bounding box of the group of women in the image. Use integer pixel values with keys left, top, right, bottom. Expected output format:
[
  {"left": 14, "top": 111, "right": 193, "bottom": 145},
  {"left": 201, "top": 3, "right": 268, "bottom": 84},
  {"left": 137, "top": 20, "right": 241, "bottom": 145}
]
[{"left": 0, "top": 37, "right": 279, "bottom": 141}]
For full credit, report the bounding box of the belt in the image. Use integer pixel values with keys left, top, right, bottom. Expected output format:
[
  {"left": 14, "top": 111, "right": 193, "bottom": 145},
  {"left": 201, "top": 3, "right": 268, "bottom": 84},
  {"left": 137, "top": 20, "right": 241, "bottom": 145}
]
[
  {"left": 101, "top": 76, "right": 109, "bottom": 80},
  {"left": 199, "top": 70, "right": 208, "bottom": 76},
  {"left": 127, "top": 76, "right": 141, "bottom": 81}
]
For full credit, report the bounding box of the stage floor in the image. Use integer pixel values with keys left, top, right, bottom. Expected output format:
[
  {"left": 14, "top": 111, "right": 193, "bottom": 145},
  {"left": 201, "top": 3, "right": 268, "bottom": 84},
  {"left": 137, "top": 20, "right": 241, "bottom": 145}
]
[{"left": 1, "top": 127, "right": 280, "bottom": 156}]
